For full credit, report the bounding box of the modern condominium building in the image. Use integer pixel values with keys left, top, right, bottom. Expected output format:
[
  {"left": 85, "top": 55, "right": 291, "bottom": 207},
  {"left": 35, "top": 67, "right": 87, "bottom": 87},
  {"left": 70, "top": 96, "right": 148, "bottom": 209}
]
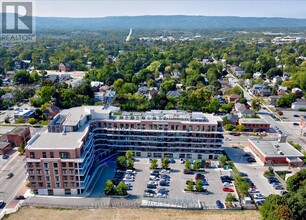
[{"left": 25, "top": 106, "right": 224, "bottom": 195}]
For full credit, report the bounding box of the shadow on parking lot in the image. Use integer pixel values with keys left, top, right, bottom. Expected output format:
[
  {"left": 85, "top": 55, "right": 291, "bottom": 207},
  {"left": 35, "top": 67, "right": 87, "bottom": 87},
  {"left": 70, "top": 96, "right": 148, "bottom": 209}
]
[{"left": 224, "top": 147, "right": 254, "bottom": 164}]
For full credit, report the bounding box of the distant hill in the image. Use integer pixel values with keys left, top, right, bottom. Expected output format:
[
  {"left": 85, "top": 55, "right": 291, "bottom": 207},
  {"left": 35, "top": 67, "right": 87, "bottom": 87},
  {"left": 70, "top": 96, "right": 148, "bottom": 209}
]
[{"left": 27, "top": 15, "right": 306, "bottom": 30}]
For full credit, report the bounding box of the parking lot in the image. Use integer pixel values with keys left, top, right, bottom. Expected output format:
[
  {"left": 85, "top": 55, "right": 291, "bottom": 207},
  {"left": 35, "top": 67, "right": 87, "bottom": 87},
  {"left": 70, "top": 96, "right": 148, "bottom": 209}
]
[
  {"left": 127, "top": 158, "right": 237, "bottom": 207},
  {"left": 224, "top": 146, "right": 285, "bottom": 197}
]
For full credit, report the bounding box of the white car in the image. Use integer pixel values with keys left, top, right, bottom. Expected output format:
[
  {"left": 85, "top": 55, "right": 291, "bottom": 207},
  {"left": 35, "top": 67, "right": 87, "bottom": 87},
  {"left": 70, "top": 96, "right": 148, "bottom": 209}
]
[
  {"left": 149, "top": 176, "right": 160, "bottom": 181},
  {"left": 126, "top": 169, "right": 136, "bottom": 174},
  {"left": 253, "top": 193, "right": 266, "bottom": 199},
  {"left": 123, "top": 178, "right": 134, "bottom": 182},
  {"left": 248, "top": 188, "right": 260, "bottom": 193},
  {"left": 148, "top": 181, "right": 158, "bottom": 186},
  {"left": 156, "top": 193, "right": 167, "bottom": 198},
  {"left": 180, "top": 159, "right": 185, "bottom": 164},
  {"left": 160, "top": 169, "right": 170, "bottom": 174},
  {"left": 223, "top": 182, "right": 233, "bottom": 187}
]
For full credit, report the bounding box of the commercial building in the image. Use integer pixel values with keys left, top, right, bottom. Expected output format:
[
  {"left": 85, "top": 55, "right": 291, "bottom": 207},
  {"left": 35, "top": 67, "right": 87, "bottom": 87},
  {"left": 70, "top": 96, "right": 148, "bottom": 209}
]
[
  {"left": 248, "top": 135, "right": 304, "bottom": 167},
  {"left": 25, "top": 106, "right": 224, "bottom": 195},
  {"left": 6, "top": 127, "right": 31, "bottom": 147},
  {"left": 239, "top": 118, "right": 270, "bottom": 132}
]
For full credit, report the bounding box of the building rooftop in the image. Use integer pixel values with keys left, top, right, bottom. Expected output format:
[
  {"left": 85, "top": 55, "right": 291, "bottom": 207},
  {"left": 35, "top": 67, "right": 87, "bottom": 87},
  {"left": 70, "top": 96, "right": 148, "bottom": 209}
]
[
  {"left": 7, "top": 127, "right": 28, "bottom": 135},
  {"left": 239, "top": 118, "right": 269, "bottom": 124},
  {"left": 0, "top": 142, "right": 10, "bottom": 150},
  {"left": 26, "top": 131, "right": 85, "bottom": 150},
  {"left": 249, "top": 139, "right": 304, "bottom": 157}
]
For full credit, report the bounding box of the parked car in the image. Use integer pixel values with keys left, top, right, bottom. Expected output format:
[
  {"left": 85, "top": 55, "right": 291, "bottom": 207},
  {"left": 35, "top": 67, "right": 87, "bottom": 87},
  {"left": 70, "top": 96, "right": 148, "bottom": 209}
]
[
  {"left": 147, "top": 184, "right": 157, "bottom": 189},
  {"left": 280, "top": 190, "right": 288, "bottom": 196},
  {"left": 221, "top": 179, "right": 232, "bottom": 183},
  {"left": 273, "top": 184, "right": 284, "bottom": 190},
  {"left": 293, "top": 114, "right": 300, "bottom": 117},
  {"left": 15, "top": 195, "right": 25, "bottom": 200},
  {"left": 0, "top": 200, "right": 4, "bottom": 207},
  {"left": 158, "top": 187, "right": 169, "bottom": 194},
  {"left": 243, "top": 153, "right": 251, "bottom": 157},
  {"left": 255, "top": 200, "right": 265, "bottom": 206},
  {"left": 195, "top": 173, "right": 205, "bottom": 180},
  {"left": 239, "top": 172, "right": 248, "bottom": 177},
  {"left": 150, "top": 170, "right": 160, "bottom": 176},
  {"left": 160, "top": 169, "right": 170, "bottom": 174},
  {"left": 2, "top": 154, "right": 9, "bottom": 159},
  {"left": 222, "top": 187, "right": 234, "bottom": 192},
  {"left": 180, "top": 158, "right": 185, "bottom": 164},
  {"left": 268, "top": 177, "right": 279, "bottom": 184},
  {"left": 169, "top": 158, "right": 176, "bottom": 163},
  {"left": 160, "top": 174, "right": 170, "bottom": 180},
  {"left": 6, "top": 172, "right": 13, "bottom": 179},
  {"left": 223, "top": 182, "right": 233, "bottom": 187},
  {"left": 229, "top": 132, "right": 241, "bottom": 136},
  {"left": 248, "top": 188, "right": 260, "bottom": 193},
  {"left": 220, "top": 175, "right": 234, "bottom": 180},
  {"left": 253, "top": 193, "right": 266, "bottom": 199},
  {"left": 201, "top": 179, "right": 209, "bottom": 186},
  {"left": 144, "top": 189, "right": 156, "bottom": 197},
  {"left": 156, "top": 193, "right": 167, "bottom": 198},
  {"left": 159, "top": 180, "right": 170, "bottom": 186},
  {"left": 149, "top": 176, "right": 159, "bottom": 181},
  {"left": 293, "top": 123, "right": 299, "bottom": 126},
  {"left": 216, "top": 200, "right": 224, "bottom": 209},
  {"left": 184, "top": 170, "right": 194, "bottom": 175}
]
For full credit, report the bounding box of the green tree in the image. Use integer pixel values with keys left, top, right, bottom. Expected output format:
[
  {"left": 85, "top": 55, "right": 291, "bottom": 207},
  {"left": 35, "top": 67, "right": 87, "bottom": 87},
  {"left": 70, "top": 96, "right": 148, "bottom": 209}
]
[
  {"left": 116, "top": 182, "right": 128, "bottom": 196},
  {"left": 150, "top": 158, "right": 158, "bottom": 169},
  {"left": 162, "top": 157, "right": 170, "bottom": 169},
  {"left": 235, "top": 176, "right": 249, "bottom": 197},
  {"left": 225, "top": 193, "right": 236, "bottom": 202},
  {"left": 195, "top": 179, "right": 204, "bottom": 192},
  {"left": 286, "top": 169, "right": 306, "bottom": 192},
  {"left": 125, "top": 150, "right": 134, "bottom": 161},
  {"left": 126, "top": 158, "right": 134, "bottom": 169},
  {"left": 15, "top": 116, "right": 25, "bottom": 124},
  {"left": 208, "top": 98, "right": 221, "bottom": 113},
  {"left": 236, "top": 124, "right": 245, "bottom": 132},
  {"left": 219, "top": 155, "right": 228, "bottom": 165},
  {"left": 117, "top": 156, "right": 126, "bottom": 169},
  {"left": 104, "top": 180, "right": 115, "bottom": 196},
  {"left": 17, "top": 143, "right": 25, "bottom": 155},
  {"left": 12, "top": 70, "right": 32, "bottom": 85},
  {"left": 193, "top": 160, "right": 201, "bottom": 170},
  {"left": 260, "top": 194, "right": 286, "bottom": 220},
  {"left": 187, "top": 180, "right": 194, "bottom": 191},
  {"left": 224, "top": 124, "right": 236, "bottom": 131},
  {"left": 251, "top": 97, "right": 262, "bottom": 112},
  {"left": 185, "top": 159, "right": 191, "bottom": 170}
]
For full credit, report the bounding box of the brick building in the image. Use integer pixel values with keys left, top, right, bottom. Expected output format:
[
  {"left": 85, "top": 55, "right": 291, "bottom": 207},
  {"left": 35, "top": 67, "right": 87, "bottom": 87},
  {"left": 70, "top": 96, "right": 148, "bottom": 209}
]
[
  {"left": 7, "top": 127, "right": 31, "bottom": 147},
  {"left": 239, "top": 118, "right": 270, "bottom": 132}
]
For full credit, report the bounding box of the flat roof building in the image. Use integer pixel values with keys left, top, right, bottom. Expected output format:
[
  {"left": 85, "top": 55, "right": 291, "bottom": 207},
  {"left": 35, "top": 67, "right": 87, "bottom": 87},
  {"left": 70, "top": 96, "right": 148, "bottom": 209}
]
[
  {"left": 248, "top": 135, "right": 304, "bottom": 167},
  {"left": 25, "top": 107, "right": 224, "bottom": 196}
]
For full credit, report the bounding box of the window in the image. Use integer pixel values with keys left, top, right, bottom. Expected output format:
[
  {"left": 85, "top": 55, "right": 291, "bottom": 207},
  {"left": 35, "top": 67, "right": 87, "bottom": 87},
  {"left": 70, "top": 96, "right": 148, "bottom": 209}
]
[
  {"left": 36, "top": 170, "right": 41, "bottom": 174},
  {"left": 35, "top": 163, "right": 40, "bottom": 168},
  {"left": 55, "top": 176, "right": 59, "bottom": 182},
  {"left": 183, "top": 125, "right": 186, "bottom": 131},
  {"left": 69, "top": 169, "right": 74, "bottom": 175},
  {"left": 64, "top": 183, "right": 68, "bottom": 187},
  {"left": 53, "top": 163, "right": 58, "bottom": 168},
  {"left": 46, "top": 176, "right": 50, "bottom": 182},
  {"left": 59, "top": 152, "right": 70, "bottom": 159},
  {"left": 29, "top": 169, "right": 34, "bottom": 175},
  {"left": 62, "top": 163, "right": 67, "bottom": 167},
  {"left": 56, "top": 183, "right": 60, "bottom": 188},
  {"left": 44, "top": 163, "right": 48, "bottom": 169},
  {"left": 62, "top": 170, "right": 67, "bottom": 175},
  {"left": 50, "top": 152, "right": 54, "bottom": 158},
  {"left": 171, "top": 125, "right": 174, "bottom": 130},
  {"left": 30, "top": 152, "right": 35, "bottom": 159},
  {"left": 45, "top": 170, "right": 49, "bottom": 175},
  {"left": 63, "top": 176, "right": 68, "bottom": 181},
  {"left": 54, "top": 170, "right": 59, "bottom": 175},
  {"left": 70, "top": 176, "right": 74, "bottom": 181},
  {"left": 39, "top": 183, "right": 43, "bottom": 187},
  {"left": 69, "top": 162, "right": 73, "bottom": 167},
  {"left": 47, "top": 183, "right": 51, "bottom": 188},
  {"left": 42, "top": 152, "right": 47, "bottom": 158},
  {"left": 37, "top": 176, "right": 42, "bottom": 181}
]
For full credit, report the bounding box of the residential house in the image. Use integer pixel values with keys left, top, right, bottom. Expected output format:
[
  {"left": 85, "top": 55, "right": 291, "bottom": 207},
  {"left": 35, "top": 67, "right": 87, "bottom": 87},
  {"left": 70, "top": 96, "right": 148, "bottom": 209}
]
[
  {"left": 220, "top": 86, "right": 230, "bottom": 95},
  {"left": 58, "top": 63, "right": 70, "bottom": 72},
  {"left": 167, "top": 90, "right": 181, "bottom": 98},
  {"left": 292, "top": 88, "right": 303, "bottom": 99},
  {"left": 253, "top": 72, "right": 262, "bottom": 79},
  {"left": 239, "top": 118, "right": 270, "bottom": 132},
  {"left": 250, "top": 84, "right": 264, "bottom": 95},
  {"left": 227, "top": 94, "right": 240, "bottom": 104},
  {"left": 99, "top": 85, "right": 110, "bottom": 92},
  {"left": 277, "top": 86, "right": 287, "bottom": 96},
  {"left": 45, "top": 105, "right": 60, "bottom": 120},
  {"left": 238, "top": 109, "right": 254, "bottom": 118},
  {"left": 104, "top": 90, "right": 116, "bottom": 103},
  {"left": 224, "top": 114, "right": 239, "bottom": 125},
  {"left": 13, "top": 108, "right": 35, "bottom": 122},
  {"left": 1, "top": 93, "right": 14, "bottom": 101},
  {"left": 138, "top": 86, "right": 148, "bottom": 96},
  {"left": 234, "top": 103, "right": 246, "bottom": 112},
  {"left": 259, "top": 88, "right": 271, "bottom": 97},
  {"left": 269, "top": 96, "right": 282, "bottom": 105},
  {"left": 90, "top": 81, "right": 103, "bottom": 89},
  {"left": 231, "top": 66, "right": 246, "bottom": 77},
  {"left": 291, "top": 99, "right": 306, "bottom": 110},
  {"left": 6, "top": 127, "right": 31, "bottom": 147}
]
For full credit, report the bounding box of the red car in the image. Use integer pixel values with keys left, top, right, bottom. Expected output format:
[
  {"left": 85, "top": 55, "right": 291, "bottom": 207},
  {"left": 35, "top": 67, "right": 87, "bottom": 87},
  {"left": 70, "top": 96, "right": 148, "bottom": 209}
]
[
  {"left": 195, "top": 174, "right": 205, "bottom": 180},
  {"left": 222, "top": 187, "right": 234, "bottom": 192}
]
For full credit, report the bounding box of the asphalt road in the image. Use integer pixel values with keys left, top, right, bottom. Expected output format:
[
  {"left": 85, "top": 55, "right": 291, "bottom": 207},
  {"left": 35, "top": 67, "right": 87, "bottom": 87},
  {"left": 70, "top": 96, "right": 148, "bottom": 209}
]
[{"left": 0, "top": 151, "right": 27, "bottom": 209}]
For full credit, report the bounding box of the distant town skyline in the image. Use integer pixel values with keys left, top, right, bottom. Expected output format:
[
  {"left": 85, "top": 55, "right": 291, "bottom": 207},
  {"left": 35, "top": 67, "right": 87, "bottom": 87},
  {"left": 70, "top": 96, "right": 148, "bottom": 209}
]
[{"left": 35, "top": 0, "right": 306, "bottom": 18}]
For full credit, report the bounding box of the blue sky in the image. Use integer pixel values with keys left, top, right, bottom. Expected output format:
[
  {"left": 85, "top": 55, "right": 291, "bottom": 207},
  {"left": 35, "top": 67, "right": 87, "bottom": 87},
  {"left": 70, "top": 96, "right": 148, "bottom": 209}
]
[{"left": 35, "top": 0, "right": 306, "bottom": 18}]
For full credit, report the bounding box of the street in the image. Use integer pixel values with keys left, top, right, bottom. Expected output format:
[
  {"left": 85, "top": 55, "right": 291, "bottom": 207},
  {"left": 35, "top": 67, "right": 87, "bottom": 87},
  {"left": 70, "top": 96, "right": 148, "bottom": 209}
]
[{"left": 0, "top": 151, "right": 27, "bottom": 212}]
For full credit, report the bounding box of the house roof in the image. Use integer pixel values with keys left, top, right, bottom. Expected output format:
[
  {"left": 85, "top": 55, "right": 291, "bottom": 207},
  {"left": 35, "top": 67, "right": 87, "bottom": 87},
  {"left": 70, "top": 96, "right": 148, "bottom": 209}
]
[
  {"left": 228, "top": 94, "right": 240, "bottom": 99},
  {"left": 0, "top": 142, "right": 10, "bottom": 150},
  {"left": 226, "top": 114, "right": 239, "bottom": 122},
  {"left": 46, "top": 105, "right": 60, "bottom": 113},
  {"left": 239, "top": 109, "right": 254, "bottom": 115},
  {"left": 235, "top": 103, "right": 246, "bottom": 111},
  {"left": 167, "top": 90, "right": 181, "bottom": 97},
  {"left": 239, "top": 118, "right": 268, "bottom": 124}
]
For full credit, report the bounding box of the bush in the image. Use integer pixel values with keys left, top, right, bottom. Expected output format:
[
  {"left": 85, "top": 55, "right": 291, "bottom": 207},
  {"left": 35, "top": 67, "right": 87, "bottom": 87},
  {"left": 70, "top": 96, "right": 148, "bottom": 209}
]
[
  {"left": 224, "top": 124, "right": 236, "bottom": 131},
  {"left": 225, "top": 193, "right": 236, "bottom": 202},
  {"left": 28, "top": 118, "right": 37, "bottom": 125},
  {"left": 15, "top": 116, "right": 25, "bottom": 124}
]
